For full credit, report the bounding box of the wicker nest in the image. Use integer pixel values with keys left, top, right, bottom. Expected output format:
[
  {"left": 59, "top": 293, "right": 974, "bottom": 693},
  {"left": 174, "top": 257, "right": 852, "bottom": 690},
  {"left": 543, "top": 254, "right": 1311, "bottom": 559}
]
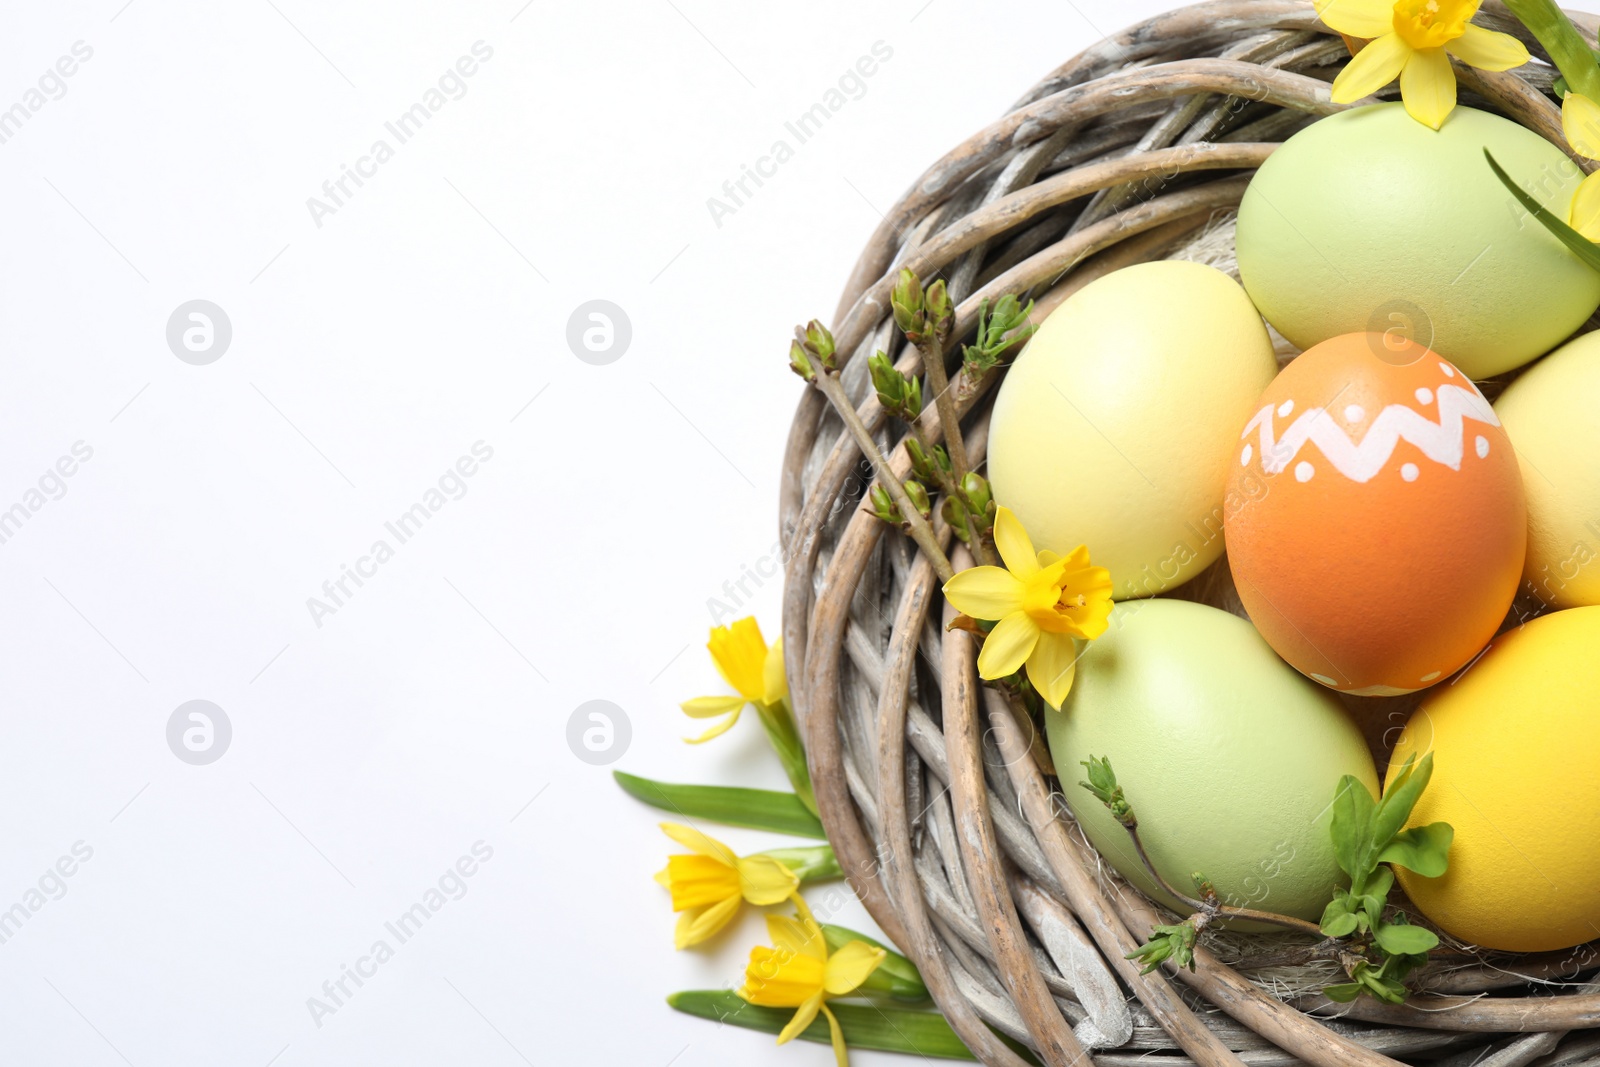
[{"left": 779, "top": 3, "right": 1600, "bottom": 1065}]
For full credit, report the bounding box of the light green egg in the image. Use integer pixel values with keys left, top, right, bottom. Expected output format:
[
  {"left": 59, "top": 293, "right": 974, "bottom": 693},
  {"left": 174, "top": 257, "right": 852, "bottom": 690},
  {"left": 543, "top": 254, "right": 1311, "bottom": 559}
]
[
  {"left": 1236, "top": 103, "right": 1600, "bottom": 379},
  {"left": 1045, "top": 599, "right": 1378, "bottom": 923}
]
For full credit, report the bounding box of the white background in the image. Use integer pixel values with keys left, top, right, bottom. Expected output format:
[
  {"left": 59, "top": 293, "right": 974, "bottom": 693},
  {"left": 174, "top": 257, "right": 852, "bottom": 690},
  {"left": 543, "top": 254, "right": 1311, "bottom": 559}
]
[{"left": 0, "top": 2, "right": 1178, "bottom": 1064}]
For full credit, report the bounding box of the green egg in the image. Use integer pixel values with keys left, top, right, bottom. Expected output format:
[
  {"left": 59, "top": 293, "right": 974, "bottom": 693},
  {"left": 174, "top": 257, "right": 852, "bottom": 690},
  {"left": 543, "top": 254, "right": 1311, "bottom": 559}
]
[
  {"left": 1045, "top": 599, "right": 1378, "bottom": 923},
  {"left": 1236, "top": 103, "right": 1600, "bottom": 379}
]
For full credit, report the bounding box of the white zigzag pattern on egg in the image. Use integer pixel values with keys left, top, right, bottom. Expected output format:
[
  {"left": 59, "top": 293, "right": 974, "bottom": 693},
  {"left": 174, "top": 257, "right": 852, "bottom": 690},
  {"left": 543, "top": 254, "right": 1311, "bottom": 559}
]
[{"left": 1241, "top": 383, "right": 1500, "bottom": 484}]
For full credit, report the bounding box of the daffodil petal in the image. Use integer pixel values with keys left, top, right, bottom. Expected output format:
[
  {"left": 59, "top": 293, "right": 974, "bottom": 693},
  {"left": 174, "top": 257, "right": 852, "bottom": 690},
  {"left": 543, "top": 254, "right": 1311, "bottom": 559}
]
[
  {"left": 1026, "top": 632, "right": 1080, "bottom": 710},
  {"left": 991, "top": 506, "right": 1039, "bottom": 578},
  {"left": 943, "top": 566, "right": 1026, "bottom": 621},
  {"left": 823, "top": 940, "right": 887, "bottom": 995},
  {"left": 767, "top": 913, "right": 826, "bottom": 961},
  {"left": 1055, "top": 564, "right": 1115, "bottom": 639},
  {"left": 778, "top": 994, "right": 823, "bottom": 1045},
  {"left": 660, "top": 822, "right": 740, "bottom": 866},
  {"left": 743, "top": 950, "right": 826, "bottom": 1006},
  {"left": 762, "top": 639, "right": 789, "bottom": 704},
  {"left": 675, "top": 893, "right": 742, "bottom": 948},
  {"left": 1330, "top": 32, "right": 1410, "bottom": 104},
  {"left": 821, "top": 1003, "right": 849, "bottom": 1067},
  {"left": 1400, "top": 46, "right": 1456, "bottom": 130},
  {"left": 664, "top": 854, "right": 741, "bottom": 911},
  {"left": 653, "top": 865, "right": 672, "bottom": 890},
  {"left": 709, "top": 617, "right": 770, "bottom": 701},
  {"left": 1565, "top": 93, "right": 1600, "bottom": 160},
  {"left": 1444, "top": 23, "right": 1529, "bottom": 72},
  {"left": 1315, "top": 0, "right": 1397, "bottom": 38},
  {"left": 975, "top": 612, "right": 1040, "bottom": 681},
  {"left": 680, "top": 695, "right": 747, "bottom": 718},
  {"left": 1569, "top": 171, "right": 1600, "bottom": 240},
  {"left": 738, "top": 855, "right": 800, "bottom": 905},
  {"left": 683, "top": 708, "right": 742, "bottom": 744}
]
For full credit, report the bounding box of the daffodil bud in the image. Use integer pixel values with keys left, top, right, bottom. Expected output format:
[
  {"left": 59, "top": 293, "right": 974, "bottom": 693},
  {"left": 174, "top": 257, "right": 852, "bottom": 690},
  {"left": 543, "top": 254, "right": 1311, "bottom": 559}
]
[
  {"left": 868, "top": 484, "right": 902, "bottom": 525},
  {"left": 925, "top": 279, "right": 953, "bottom": 346},
  {"left": 891, "top": 268, "right": 927, "bottom": 342},
  {"left": 903, "top": 479, "right": 931, "bottom": 521},
  {"left": 789, "top": 340, "right": 816, "bottom": 381}
]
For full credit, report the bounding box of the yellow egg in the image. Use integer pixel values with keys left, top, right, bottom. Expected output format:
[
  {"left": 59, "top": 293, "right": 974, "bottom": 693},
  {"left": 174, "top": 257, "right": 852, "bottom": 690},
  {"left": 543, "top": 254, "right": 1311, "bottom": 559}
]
[
  {"left": 988, "top": 261, "right": 1277, "bottom": 598},
  {"left": 1389, "top": 606, "right": 1600, "bottom": 952},
  {"left": 1495, "top": 332, "right": 1600, "bottom": 608}
]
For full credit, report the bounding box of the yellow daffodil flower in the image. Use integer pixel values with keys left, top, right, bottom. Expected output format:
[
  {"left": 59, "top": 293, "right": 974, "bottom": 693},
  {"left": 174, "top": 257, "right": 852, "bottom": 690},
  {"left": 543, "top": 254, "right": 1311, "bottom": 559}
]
[
  {"left": 654, "top": 823, "right": 799, "bottom": 948},
  {"left": 679, "top": 617, "right": 787, "bottom": 743},
  {"left": 942, "top": 506, "right": 1112, "bottom": 710},
  {"left": 1561, "top": 91, "right": 1600, "bottom": 239},
  {"left": 738, "top": 897, "right": 886, "bottom": 1066},
  {"left": 1317, "top": 0, "right": 1530, "bottom": 129}
]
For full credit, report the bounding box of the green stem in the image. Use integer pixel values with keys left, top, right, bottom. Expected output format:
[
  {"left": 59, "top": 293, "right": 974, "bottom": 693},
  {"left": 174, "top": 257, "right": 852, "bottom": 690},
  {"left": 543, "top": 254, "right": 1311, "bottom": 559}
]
[
  {"left": 758, "top": 845, "right": 841, "bottom": 883},
  {"left": 754, "top": 698, "right": 818, "bottom": 817},
  {"left": 1503, "top": 0, "right": 1600, "bottom": 101}
]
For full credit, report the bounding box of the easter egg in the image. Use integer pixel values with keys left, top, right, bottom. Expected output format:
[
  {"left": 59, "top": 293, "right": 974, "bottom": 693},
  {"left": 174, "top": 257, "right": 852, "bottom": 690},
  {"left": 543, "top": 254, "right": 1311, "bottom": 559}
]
[
  {"left": 1224, "top": 333, "right": 1526, "bottom": 695},
  {"left": 1389, "top": 606, "right": 1600, "bottom": 951},
  {"left": 989, "top": 260, "right": 1277, "bottom": 599},
  {"left": 1236, "top": 103, "right": 1600, "bottom": 379},
  {"left": 1494, "top": 331, "right": 1600, "bottom": 608},
  {"left": 1046, "top": 599, "right": 1378, "bottom": 922}
]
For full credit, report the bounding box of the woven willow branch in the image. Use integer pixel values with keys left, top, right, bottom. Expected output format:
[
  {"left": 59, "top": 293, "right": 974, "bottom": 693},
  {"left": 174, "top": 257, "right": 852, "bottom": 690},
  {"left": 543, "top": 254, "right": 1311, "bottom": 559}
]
[{"left": 780, "top": 3, "right": 1600, "bottom": 1065}]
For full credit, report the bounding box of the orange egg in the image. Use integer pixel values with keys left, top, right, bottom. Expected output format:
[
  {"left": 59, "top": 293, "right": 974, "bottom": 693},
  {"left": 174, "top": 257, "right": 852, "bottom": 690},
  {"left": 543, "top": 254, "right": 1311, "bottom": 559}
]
[{"left": 1224, "top": 333, "right": 1526, "bottom": 695}]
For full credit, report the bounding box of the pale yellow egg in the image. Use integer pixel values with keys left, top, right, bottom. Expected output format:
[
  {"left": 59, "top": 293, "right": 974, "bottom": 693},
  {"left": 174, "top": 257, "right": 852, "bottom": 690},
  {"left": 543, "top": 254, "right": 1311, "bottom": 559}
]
[
  {"left": 988, "top": 261, "right": 1277, "bottom": 598},
  {"left": 1495, "top": 331, "right": 1600, "bottom": 608}
]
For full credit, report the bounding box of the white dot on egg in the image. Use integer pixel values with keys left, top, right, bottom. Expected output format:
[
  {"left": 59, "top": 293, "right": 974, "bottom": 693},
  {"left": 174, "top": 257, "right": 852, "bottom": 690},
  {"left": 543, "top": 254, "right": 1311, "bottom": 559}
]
[
  {"left": 1476, "top": 435, "right": 1490, "bottom": 458},
  {"left": 1343, "top": 404, "right": 1364, "bottom": 423},
  {"left": 1420, "top": 671, "right": 1442, "bottom": 683},
  {"left": 1277, "top": 399, "right": 1295, "bottom": 418},
  {"left": 1240, "top": 444, "right": 1253, "bottom": 466},
  {"left": 1439, "top": 362, "right": 1455, "bottom": 378},
  {"left": 1415, "top": 387, "right": 1434, "bottom": 405},
  {"left": 1295, "top": 461, "right": 1314, "bottom": 482},
  {"left": 1401, "top": 463, "right": 1420, "bottom": 482}
]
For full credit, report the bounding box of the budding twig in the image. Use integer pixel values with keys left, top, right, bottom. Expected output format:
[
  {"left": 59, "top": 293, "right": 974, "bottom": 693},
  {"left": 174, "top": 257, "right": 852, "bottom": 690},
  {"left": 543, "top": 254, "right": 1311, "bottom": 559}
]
[
  {"left": 1080, "top": 756, "right": 1327, "bottom": 942},
  {"left": 791, "top": 320, "right": 955, "bottom": 584},
  {"left": 890, "top": 271, "right": 1000, "bottom": 567}
]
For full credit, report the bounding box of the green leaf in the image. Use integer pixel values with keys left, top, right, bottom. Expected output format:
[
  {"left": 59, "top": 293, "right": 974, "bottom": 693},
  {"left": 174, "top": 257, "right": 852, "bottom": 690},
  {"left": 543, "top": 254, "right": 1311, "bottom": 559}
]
[
  {"left": 1374, "top": 920, "right": 1440, "bottom": 956},
  {"left": 1322, "top": 982, "right": 1364, "bottom": 1003},
  {"left": 1485, "top": 150, "right": 1600, "bottom": 275},
  {"left": 1321, "top": 908, "right": 1359, "bottom": 939},
  {"left": 1377, "top": 822, "right": 1454, "bottom": 878},
  {"left": 1501, "top": 0, "right": 1600, "bottom": 101},
  {"left": 1330, "top": 775, "right": 1377, "bottom": 879},
  {"left": 1360, "top": 866, "right": 1395, "bottom": 933},
  {"left": 1372, "top": 753, "right": 1433, "bottom": 849},
  {"left": 667, "top": 991, "right": 984, "bottom": 1060},
  {"left": 612, "top": 771, "right": 826, "bottom": 838}
]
